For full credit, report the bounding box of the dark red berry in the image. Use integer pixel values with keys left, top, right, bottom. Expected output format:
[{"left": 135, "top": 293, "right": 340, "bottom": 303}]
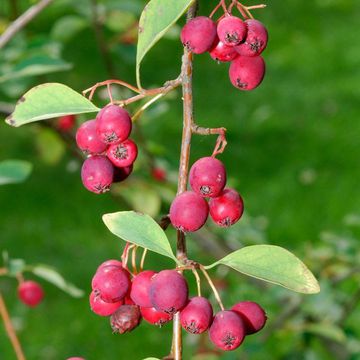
[
  {"left": 217, "top": 16, "right": 247, "bottom": 46},
  {"left": 149, "top": 270, "right": 188, "bottom": 314},
  {"left": 110, "top": 305, "right": 141, "bottom": 334},
  {"left": 209, "top": 188, "right": 244, "bottom": 227},
  {"left": 96, "top": 105, "right": 132, "bottom": 144},
  {"left": 140, "top": 306, "right": 173, "bottom": 327},
  {"left": 18, "top": 281, "right": 44, "bottom": 307},
  {"left": 151, "top": 167, "right": 167, "bottom": 182},
  {"left": 209, "top": 39, "right": 238, "bottom": 62},
  {"left": 57, "top": 115, "right": 76, "bottom": 131},
  {"left": 209, "top": 310, "right": 246, "bottom": 351},
  {"left": 76, "top": 119, "right": 107, "bottom": 155},
  {"left": 231, "top": 301, "right": 267, "bottom": 334},
  {"left": 130, "top": 270, "right": 156, "bottom": 308},
  {"left": 169, "top": 191, "right": 209, "bottom": 232},
  {"left": 107, "top": 139, "right": 138, "bottom": 168},
  {"left": 81, "top": 155, "right": 114, "bottom": 194},
  {"left": 235, "top": 19, "right": 268, "bottom": 57},
  {"left": 89, "top": 291, "right": 123, "bottom": 316},
  {"left": 180, "top": 16, "right": 217, "bottom": 54},
  {"left": 113, "top": 164, "right": 133, "bottom": 183},
  {"left": 229, "top": 55, "right": 265, "bottom": 91},
  {"left": 180, "top": 296, "right": 213, "bottom": 334},
  {"left": 189, "top": 157, "right": 227, "bottom": 198}
]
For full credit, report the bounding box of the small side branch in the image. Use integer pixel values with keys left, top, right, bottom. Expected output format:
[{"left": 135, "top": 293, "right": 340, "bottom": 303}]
[{"left": 191, "top": 125, "right": 227, "bottom": 156}]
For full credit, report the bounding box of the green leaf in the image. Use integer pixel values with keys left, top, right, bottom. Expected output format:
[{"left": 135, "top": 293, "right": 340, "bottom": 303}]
[
  {"left": 0, "top": 160, "right": 32, "bottom": 185},
  {"left": 35, "top": 128, "right": 66, "bottom": 165},
  {"left": 102, "top": 211, "right": 178, "bottom": 263},
  {"left": 136, "top": 0, "right": 194, "bottom": 87},
  {"left": 304, "top": 323, "right": 347, "bottom": 343},
  {"left": 5, "top": 83, "right": 99, "bottom": 127},
  {"left": 51, "top": 15, "right": 88, "bottom": 42},
  {"left": 205, "top": 245, "right": 320, "bottom": 294},
  {"left": 8, "top": 258, "right": 26, "bottom": 276}
]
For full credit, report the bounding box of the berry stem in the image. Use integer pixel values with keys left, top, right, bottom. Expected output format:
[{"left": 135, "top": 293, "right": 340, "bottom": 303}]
[
  {"left": 139, "top": 248, "right": 147, "bottom": 272},
  {"left": 132, "top": 93, "right": 166, "bottom": 122},
  {"left": 131, "top": 246, "right": 138, "bottom": 275},
  {"left": 191, "top": 125, "right": 228, "bottom": 156},
  {"left": 191, "top": 268, "right": 202, "bottom": 297}
]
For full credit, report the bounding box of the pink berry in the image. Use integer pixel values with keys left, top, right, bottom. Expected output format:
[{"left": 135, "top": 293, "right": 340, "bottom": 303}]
[
  {"left": 140, "top": 306, "right": 173, "bottom": 327},
  {"left": 189, "top": 157, "right": 227, "bottom": 198},
  {"left": 81, "top": 155, "right": 114, "bottom": 194},
  {"left": 130, "top": 270, "right": 156, "bottom": 308},
  {"left": 110, "top": 305, "right": 141, "bottom": 334},
  {"left": 67, "top": 358, "right": 85, "bottom": 360},
  {"left": 209, "top": 310, "right": 246, "bottom": 351},
  {"left": 18, "top": 281, "right": 44, "bottom": 307},
  {"left": 209, "top": 188, "right": 244, "bottom": 227},
  {"left": 231, "top": 301, "right": 267, "bottom": 334},
  {"left": 113, "top": 164, "right": 133, "bottom": 183},
  {"left": 180, "top": 16, "right": 217, "bottom": 54},
  {"left": 235, "top": 19, "right": 268, "bottom": 57},
  {"left": 209, "top": 39, "right": 238, "bottom": 62},
  {"left": 180, "top": 297, "right": 213, "bottom": 334},
  {"left": 149, "top": 270, "right": 188, "bottom": 314},
  {"left": 107, "top": 139, "right": 138, "bottom": 168},
  {"left": 229, "top": 55, "right": 265, "bottom": 91},
  {"left": 169, "top": 191, "right": 209, "bottom": 232},
  {"left": 96, "top": 105, "right": 132, "bottom": 144},
  {"left": 97, "top": 259, "right": 123, "bottom": 271},
  {"left": 217, "top": 16, "right": 247, "bottom": 46},
  {"left": 89, "top": 291, "right": 123, "bottom": 316},
  {"left": 57, "top": 115, "right": 76, "bottom": 131},
  {"left": 76, "top": 120, "right": 107, "bottom": 154}
]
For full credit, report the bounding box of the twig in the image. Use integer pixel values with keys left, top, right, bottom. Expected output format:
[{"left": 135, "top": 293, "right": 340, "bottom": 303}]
[{"left": 191, "top": 125, "right": 227, "bottom": 156}]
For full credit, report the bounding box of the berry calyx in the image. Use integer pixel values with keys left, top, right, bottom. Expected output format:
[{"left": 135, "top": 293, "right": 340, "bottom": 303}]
[
  {"left": 89, "top": 291, "right": 123, "bottom": 316},
  {"left": 231, "top": 301, "right": 267, "bottom": 334},
  {"left": 18, "top": 281, "right": 44, "bottom": 307},
  {"left": 140, "top": 306, "right": 173, "bottom": 327},
  {"left": 76, "top": 119, "right": 107, "bottom": 155},
  {"left": 209, "top": 39, "right": 238, "bottom": 62},
  {"left": 113, "top": 164, "right": 133, "bottom": 183},
  {"left": 130, "top": 270, "right": 157, "bottom": 308},
  {"left": 217, "top": 16, "right": 247, "bottom": 46},
  {"left": 110, "top": 305, "right": 141, "bottom": 334},
  {"left": 107, "top": 139, "right": 138, "bottom": 168}
]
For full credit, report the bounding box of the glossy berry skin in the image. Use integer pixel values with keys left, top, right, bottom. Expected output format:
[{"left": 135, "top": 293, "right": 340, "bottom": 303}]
[
  {"left": 97, "top": 259, "right": 123, "bottom": 271},
  {"left": 113, "top": 164, "right": 133, "bottom": 183},
  {"left": 81, "top": 155, "right": 114, "bottom": 194},
  {"left": 18, "top": 281, "right": 44, "bottom": 307},
  {"left": 140, "top": 306, "right": 173, "bottom": 327},
  {"left": 92, "top": 265, "right": 131, "bottom": 303},
  {"left": 229, "top": 55, "right": 265, "bottom": 91},
  {"left": 169, "top": 191, "right": 209, "bottom": 232},
  {"left": 235, "top": 19, "right": 268, "bottom": 57},
  {"left": 217, "top": 16, "right": 247, "bottom": 46},
  {"left": 231, "top": 301, "right": 267, "bottom": 334},
  {"left": 209, "top": 188, "right": 244, "bottom": 227},
  {"left": 149, "top": 270, "right": 188, "bottom": 314},
  {"left": 209, "top": 310, "right": 246, "bottom": 351},
  {"left": 57, "top": 115, "right": 76, "bottom": 131},
  {"left": 89, "top": 291, "right": 123, "bottom": 316},
  {"left": 76, "top": 119, "right": 107, "bottom": 155},
  {"left": 96, "top": 105, "right": 132, "bottom": 144},
  {"left": 189, "top": 157, "right": 227, "bottom": 198},
  {"left": 209, "top": 39, "right": 238, "bottom": 62},
  {"left": 107, "top": 139, "right": 138, "bottom": 168},
  {"left": 130, "top": 270, "right": 157, "bottom": 308},
  {"left": 110, "top": 305, "right": 141, "bottom": 334},
  {"left": 180, "top": 16, "right": 217, "bottom": 54},
  {"left": 180, "top": 296, "right": 213, "bottom": 334}
]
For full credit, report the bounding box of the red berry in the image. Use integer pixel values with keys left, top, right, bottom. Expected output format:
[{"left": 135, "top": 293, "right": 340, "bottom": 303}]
[
  {"left": 97, "top": 259, "right": 123, "bottom": 271},
  {"left": 217, "top": 16, "right": 247, "bottom": 46},
  {"left": 209, "top": 188, "right": 244, "bottom": 227},
  {"left": 107, "top": 139, "right": 138, "bottom": 168},
  {"left": 18, "top": 281, "right": 44, "bottom": 307},
  {"left": 96, "top": 105, "right": 132, "bottom": 144},
  {"left": 151, "top": 167, "right": 167, "bottom": 182},
  {"left": 231, "top": 301, "right": 267, "bottom": 334},
  {"left": 57, "top": 115, "right": 76, "bottom": 131},
  {"left": 180, "top": 16, "right": 217, "bottom": 54},
  {"left": 235, "top": 19, "right": 268, "bottom": 57},
  {"left": 229, "top": 55, "right": 265, "bottom": 91},
  {"left": 149, "top": 270, "right": 188, "bottom": 314},
  {"left": 209, "top": 39, "right": 238, "bottom": 62},
  {"left": 89, "top": 291, "right": 123, "bottom": 316},
  {"left": 189, "top": 157, "right": 227, "bottom": 198},
  {"left": 110, "top": 305, "right": 141, "bottom": 334},
  {"left": 180, "top": 296, "right": 213, "bottom": 334},
  {"left": 113, "top": 164, "right": 133, "bottom": 183},
  {"left": 76, "top": 119, "right": 107, "bottom": 155},
  {"left": 209, "top": 310, "right": 246, "bottom": 351},
  {"left": 140, "top": 306, "right": 173, "bottom": 327},
  {"left": 169, "top": 191, "right": 209, "bottom": 232},
  {"left": 130, "top": 270, "right": 156, "bottom": 308},
  {"left": 81, "top": 155, "right": 114, "bottom": 194}
]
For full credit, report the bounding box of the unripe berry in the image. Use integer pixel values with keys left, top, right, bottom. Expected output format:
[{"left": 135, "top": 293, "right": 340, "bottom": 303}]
[
  {"left": 18, "top": 281, "right": 44, "bottom": 307},
  {"left": 209, "top": 310, "right": 246, "bottom": 351},
  {"left": 180, "top": 296, "right": 213, "bottom": 334},
  {"left": 76, "top": 119, "right": 107, "bottom": 155},
  {"left": 149, "top": 270, "right": 188, "bottom": 314},
  {"left": 209, "top": 188, "right": 244, "bottom": 227},
  {"left": 110, "top": 305, "right": 141, "bottom": 334},
  {"left": 209, "top": 39, "right": 238, "bottom": 62},
  {"left": 107, "top": 139, "right": 138, "bottom": 168},
  {"left": 96, "top": 105, "right": 132, "bottom": 144},
  {"left": 180, "top": 16, "right": 217, "bottom": 54},
  {"left": 89, "top": 291, "right": 123, "bottom": 316},
  {"left": 140, "top": 306, "right": 173, "bottom": 327},
  {"left": 113, "top": 164, "right": 133, "bottom": 183},
  {"left": 231, "top": 301, "right": 267, "bottom": 334},
  {"left": 217, "top": 16, "right": 247, "bottom": 46},
  {"left": 229, "top": 55, "right": 265, "bottom": 91},
  {"left": 169, "top": 191, "right": 209, "bottom": 232},
  {"left": 81, "top": 155, "right": 114, "bottom": 194},
  {"left": 130, "top": 270, "right": 157, "bottom": 308},
  {"left": 57, "top": 115, "right": 76, "bottom": 131},
  {"left": 189, "top": 157, "right": 227, "bottom": 198},
  {"left": 235, "top": 19, "right": 268, "bottom": 57}
]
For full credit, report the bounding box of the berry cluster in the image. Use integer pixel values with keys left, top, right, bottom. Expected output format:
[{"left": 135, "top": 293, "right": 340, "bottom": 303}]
[
  {"left": 170, "top": 156, "right": 244, "bottom": 232},
  {"left": 76, "top": 105, "right": 137, "bottom": 194},
  {"left": 18, "top": 280, "right": 44, "bottom": 307},
  {"left": 181, "top": 15, "right": 268, "bottom": 91}
]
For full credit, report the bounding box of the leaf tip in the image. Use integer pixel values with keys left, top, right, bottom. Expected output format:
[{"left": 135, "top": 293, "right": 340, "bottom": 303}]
[{"left": 5, "top": 116, "right": 17, "bottom": 127}]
